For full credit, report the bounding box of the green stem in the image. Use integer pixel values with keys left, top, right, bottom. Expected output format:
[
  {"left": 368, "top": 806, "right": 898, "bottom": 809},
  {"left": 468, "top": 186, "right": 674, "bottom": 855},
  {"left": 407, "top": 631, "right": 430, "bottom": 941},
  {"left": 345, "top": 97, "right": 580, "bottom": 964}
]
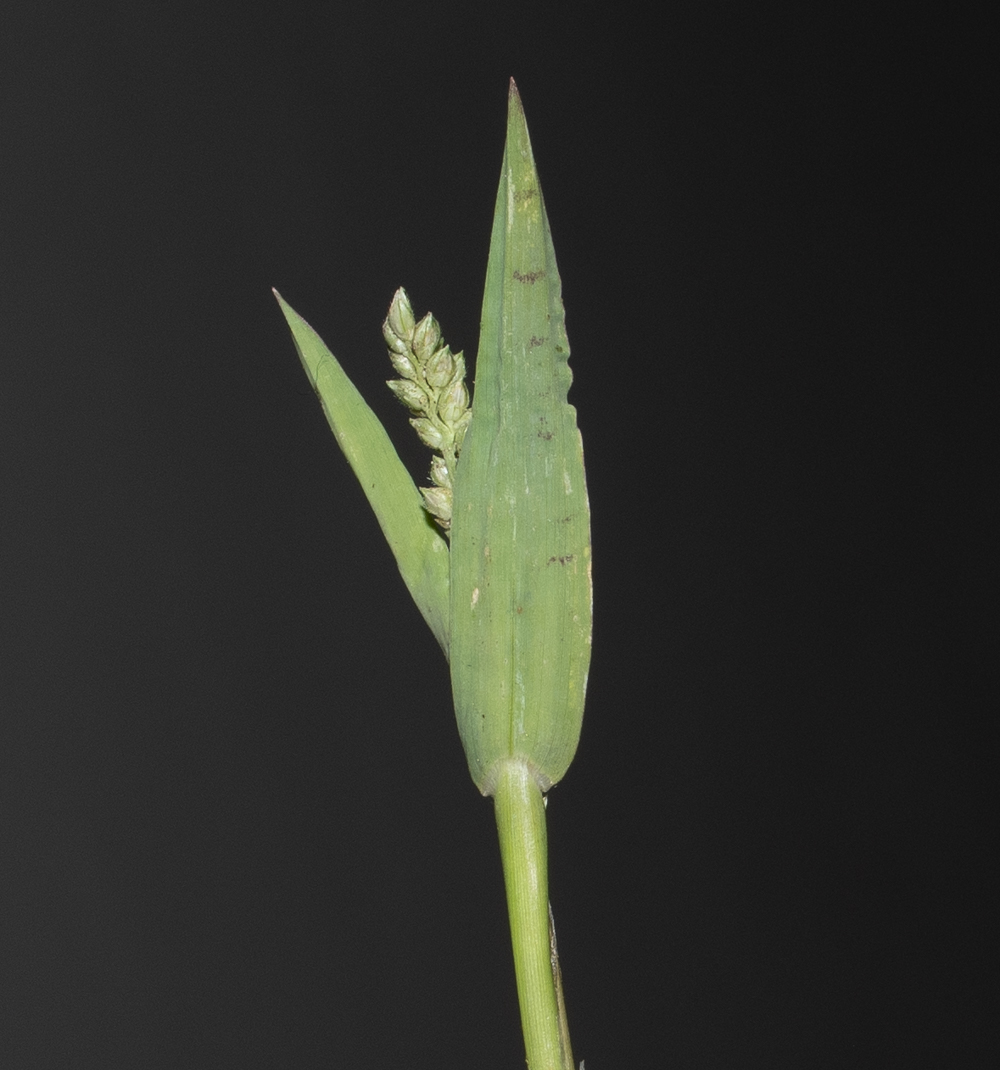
[{"left": 494, "top": 760, "right": 574, "bottom": 1070}]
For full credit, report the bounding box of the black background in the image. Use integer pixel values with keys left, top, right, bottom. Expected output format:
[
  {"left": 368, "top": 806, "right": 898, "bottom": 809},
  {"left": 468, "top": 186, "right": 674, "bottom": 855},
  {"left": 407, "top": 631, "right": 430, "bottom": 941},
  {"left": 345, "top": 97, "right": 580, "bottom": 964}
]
[{"left": 2, "top": 3, "right": 991, "bottom": 1068}]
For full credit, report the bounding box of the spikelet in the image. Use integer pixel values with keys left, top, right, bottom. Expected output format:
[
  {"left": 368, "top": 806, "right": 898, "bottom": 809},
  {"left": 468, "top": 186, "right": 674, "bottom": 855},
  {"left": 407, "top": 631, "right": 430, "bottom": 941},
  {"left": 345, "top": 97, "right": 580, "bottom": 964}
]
[{"left": 383, "top": 288, "right": 471, "bottom": 533}]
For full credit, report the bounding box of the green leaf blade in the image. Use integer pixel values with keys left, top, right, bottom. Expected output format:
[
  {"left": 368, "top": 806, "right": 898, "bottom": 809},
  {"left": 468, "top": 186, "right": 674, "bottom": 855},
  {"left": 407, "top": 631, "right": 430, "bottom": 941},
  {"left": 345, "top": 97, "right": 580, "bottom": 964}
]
[
  {"left": 450, "top": 82, "right": 592, "bottom": 795},
  {"left": 274, "top": 290, "right": 451, "bottom": 655}
]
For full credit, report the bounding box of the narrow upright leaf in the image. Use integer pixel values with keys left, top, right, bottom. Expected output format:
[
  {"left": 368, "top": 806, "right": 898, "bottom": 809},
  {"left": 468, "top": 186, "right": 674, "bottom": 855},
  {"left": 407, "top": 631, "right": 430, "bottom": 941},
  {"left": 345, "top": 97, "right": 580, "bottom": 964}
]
[
  {"left": 275, "top": 290, "right": 451, "bottom": 654},
  {"left": 449, "top": 82, "right": 592, "bottom": 795}
]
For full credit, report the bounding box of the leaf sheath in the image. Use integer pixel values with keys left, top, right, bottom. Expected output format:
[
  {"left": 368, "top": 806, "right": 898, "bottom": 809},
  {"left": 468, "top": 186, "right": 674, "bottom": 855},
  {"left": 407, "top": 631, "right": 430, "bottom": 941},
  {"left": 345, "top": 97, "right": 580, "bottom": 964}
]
[{"left": 449, "top": 82, "right": 592, "bottom": 794}]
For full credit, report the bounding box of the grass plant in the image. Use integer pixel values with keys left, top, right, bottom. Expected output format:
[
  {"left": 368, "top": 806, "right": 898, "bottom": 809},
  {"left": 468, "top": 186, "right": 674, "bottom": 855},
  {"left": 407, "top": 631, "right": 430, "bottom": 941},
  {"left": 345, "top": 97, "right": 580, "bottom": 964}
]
[{"left": 274, "top": 79, "right": 591, "bottom": 1070}]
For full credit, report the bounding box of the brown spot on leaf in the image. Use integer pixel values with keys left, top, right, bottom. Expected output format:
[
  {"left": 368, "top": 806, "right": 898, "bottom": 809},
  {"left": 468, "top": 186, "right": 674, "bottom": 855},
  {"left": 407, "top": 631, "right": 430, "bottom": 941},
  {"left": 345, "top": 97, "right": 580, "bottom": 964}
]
[{"left": 512, "top": 269, "right": 545, "bottom": 284}]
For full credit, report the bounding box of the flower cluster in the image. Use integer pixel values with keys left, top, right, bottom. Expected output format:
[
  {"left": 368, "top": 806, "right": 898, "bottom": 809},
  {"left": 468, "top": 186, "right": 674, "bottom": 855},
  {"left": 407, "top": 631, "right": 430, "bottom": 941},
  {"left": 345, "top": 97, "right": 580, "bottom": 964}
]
[{"left": 383, "top": 288, "right": 471, "bottom": 533}]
